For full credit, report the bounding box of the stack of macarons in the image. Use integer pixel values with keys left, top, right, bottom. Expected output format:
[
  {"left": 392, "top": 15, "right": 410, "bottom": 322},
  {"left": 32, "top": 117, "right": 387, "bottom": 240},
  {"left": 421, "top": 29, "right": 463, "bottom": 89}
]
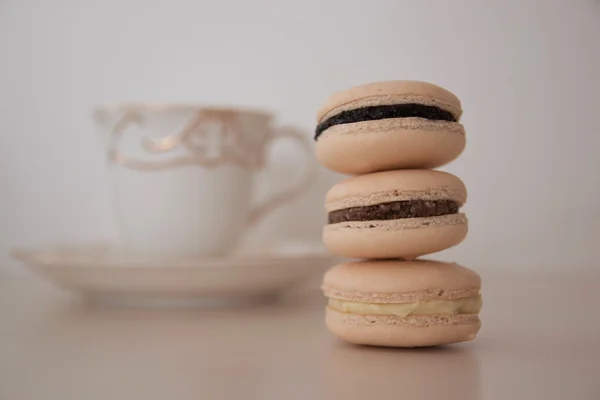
[{"left": 315, "top": 81, "right": 482, "bottom": 347}]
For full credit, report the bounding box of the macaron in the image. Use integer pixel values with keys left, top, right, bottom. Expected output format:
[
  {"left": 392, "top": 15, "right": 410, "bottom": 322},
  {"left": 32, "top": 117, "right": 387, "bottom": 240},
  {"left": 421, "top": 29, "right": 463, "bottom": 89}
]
[
  {"left": 315, "top": 80, "right": 465, "bottom": 175},
  {"left": 324, "top": 169, "right": 467, "bottom": 260},
  {"left": 322, "top": 260, "right": 482, "bottom": 347}
]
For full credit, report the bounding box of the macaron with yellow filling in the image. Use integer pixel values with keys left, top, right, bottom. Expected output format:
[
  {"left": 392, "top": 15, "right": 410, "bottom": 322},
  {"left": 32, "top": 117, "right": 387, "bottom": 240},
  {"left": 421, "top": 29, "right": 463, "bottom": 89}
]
[{"left": 322, "top": 260, "right": 482, "bottom": 347}]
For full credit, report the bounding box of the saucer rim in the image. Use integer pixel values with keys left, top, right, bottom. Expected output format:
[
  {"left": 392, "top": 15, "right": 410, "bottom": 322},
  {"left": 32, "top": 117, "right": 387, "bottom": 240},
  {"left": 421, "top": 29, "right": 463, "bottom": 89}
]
[{"left": 10, "top": 244, "right": 338, "bottom": 270}]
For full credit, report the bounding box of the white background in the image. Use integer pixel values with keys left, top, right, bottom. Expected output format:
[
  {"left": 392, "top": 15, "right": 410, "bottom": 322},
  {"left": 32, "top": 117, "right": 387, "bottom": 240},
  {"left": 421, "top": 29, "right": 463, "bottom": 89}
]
[{"left": 1, "top": 0, "right": 599, "bottom": 272}]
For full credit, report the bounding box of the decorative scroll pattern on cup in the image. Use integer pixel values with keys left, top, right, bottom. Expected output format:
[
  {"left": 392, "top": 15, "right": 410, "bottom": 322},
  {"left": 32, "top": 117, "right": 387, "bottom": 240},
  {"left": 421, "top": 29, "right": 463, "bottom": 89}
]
[{"left": 106, "top": 109, "right": 266, "bottom": 171}]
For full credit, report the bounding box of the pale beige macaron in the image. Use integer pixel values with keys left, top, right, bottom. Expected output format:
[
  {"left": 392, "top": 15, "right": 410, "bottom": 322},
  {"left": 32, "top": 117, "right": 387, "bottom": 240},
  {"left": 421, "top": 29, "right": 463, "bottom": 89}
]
[
  {"left": 324, "top": 169, "right": 467, "bottom": 260},
  {"left": 315, "top": 80, "right": 465, "bottom": 175},
  {"left": 322, "top": 260, "right": 482, "bottom": 347}
]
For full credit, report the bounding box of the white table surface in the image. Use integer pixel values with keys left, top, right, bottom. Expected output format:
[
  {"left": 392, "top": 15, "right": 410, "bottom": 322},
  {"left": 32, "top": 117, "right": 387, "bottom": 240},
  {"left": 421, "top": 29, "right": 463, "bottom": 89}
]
[{"left": 1, "top": 270, "right": 599, "bottom": 400}]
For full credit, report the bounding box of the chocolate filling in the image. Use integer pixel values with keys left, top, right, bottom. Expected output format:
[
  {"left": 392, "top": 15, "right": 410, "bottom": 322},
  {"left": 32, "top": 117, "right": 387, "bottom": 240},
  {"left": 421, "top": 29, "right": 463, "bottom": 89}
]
[
  {"left": 328, "top": 200, "right": 459, "bottom": 224},
  {"left": 315, "top": 104, "right": 456, "bottom": 140}
]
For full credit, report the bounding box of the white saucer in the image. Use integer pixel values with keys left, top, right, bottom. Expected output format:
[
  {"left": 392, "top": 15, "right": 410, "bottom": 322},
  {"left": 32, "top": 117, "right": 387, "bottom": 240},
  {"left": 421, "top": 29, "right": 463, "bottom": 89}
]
[{"left": 11, "top": 244, "right": 338, "bottom": 308}]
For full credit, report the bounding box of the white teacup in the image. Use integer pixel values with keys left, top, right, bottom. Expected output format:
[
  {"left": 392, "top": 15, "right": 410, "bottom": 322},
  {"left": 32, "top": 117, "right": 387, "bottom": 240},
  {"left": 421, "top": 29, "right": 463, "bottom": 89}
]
[{"left": 94, "top": 104, "right": 316, "bottom": 257}]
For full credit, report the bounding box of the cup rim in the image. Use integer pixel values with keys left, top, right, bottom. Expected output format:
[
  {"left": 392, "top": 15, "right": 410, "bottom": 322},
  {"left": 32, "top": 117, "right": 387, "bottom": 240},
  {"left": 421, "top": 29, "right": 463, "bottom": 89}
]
[{"left": 93, "top": 102, "right": 275, "bottom": 118}]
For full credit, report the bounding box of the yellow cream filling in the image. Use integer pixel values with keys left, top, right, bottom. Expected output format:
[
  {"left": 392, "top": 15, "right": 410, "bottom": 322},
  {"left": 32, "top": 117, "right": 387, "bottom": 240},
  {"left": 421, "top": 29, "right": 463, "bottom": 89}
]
[{"left": 328, "top": 296, "right": 482, "bottom": 317}]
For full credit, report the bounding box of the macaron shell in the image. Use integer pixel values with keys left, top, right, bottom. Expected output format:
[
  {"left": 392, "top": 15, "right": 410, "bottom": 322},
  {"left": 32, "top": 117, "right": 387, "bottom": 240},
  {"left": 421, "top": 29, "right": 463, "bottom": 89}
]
[
  {"left": 316, "top": 118, "right": 465, "bottom": 175},
  {"left": 316, "top": 118, "right": 466, "bottom": 175},
  {"left": 325, "top": 169, "right": 467, "bottom": 212},
  {"left": 323, "top": 259, "right": 481, "bottom": 297},
  {"left": 317, "top": 80, "right": 463, "bottom": 123},
  {"left": 326, "top": 308, "right": 480, "bottom": 347},
  {"left": 323, "top": 215, "right": 468, "bottom": 260}
]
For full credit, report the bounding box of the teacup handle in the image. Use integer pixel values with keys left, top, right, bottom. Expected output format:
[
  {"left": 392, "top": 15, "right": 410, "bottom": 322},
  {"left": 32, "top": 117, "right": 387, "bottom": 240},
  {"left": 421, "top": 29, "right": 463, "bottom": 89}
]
[{"left": 246, "top": 126, "right": 317, "bottom": 226}]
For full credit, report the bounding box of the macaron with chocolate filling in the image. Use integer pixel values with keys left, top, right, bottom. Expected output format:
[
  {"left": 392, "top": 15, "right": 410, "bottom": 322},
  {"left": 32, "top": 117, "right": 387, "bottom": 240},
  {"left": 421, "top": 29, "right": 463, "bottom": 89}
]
[
  {"left": 324, "top": 169, "right": 467, "bottom": 260},
  {"left": 322, "top": 260, "right": 482, "bottom": 347},
  {"left": 315, "top": 81, "right": 465, "bottom": 175}
]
